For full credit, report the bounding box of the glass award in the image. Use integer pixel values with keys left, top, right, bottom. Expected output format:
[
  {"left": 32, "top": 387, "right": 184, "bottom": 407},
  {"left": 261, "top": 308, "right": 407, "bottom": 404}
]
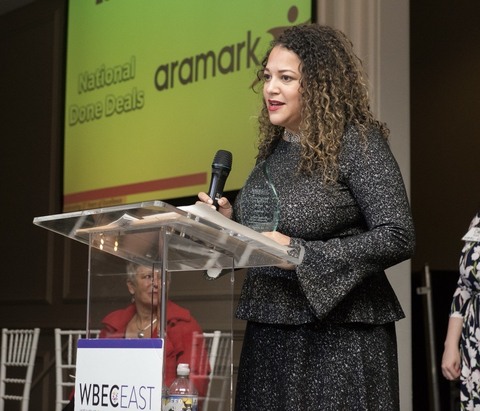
[{"left": 238, "top": 160, "right": 279, "bottom": 232}]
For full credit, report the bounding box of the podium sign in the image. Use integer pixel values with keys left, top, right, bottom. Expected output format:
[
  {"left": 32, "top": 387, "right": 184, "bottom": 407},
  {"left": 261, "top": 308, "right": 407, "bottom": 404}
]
[{"left": 75, "top": 339, "right": 163, "bottom": 411}]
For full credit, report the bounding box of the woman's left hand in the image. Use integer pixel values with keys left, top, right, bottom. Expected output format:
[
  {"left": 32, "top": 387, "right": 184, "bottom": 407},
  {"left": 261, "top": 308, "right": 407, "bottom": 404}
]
[{"left": 261, "top": 231, "right": 295, "bottom": 270}]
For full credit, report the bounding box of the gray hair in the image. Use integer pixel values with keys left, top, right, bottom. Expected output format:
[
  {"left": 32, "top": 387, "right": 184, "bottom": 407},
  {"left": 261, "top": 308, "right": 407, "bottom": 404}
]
[{"left": 125, "top": 262, "right": 171, "bottom": 283}]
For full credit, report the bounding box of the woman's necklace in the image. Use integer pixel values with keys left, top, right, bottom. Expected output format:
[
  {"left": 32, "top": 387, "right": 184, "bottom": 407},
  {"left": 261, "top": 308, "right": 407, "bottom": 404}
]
[
  {"left": 136, "top": 316, "right": 157, "bottom": 338},
  {"left": 283, "top": 129, "right": 302, "bottom": 143}
]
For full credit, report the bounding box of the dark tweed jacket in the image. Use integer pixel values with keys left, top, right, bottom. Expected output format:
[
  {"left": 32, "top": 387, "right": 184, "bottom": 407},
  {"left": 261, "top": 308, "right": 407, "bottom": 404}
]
[{"left": 234, "top": 126, "right": 415, "bottom": 325}]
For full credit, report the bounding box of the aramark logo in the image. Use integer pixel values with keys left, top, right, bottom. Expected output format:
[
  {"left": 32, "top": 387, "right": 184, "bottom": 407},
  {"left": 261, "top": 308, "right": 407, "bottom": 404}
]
[
  {"left": 78, "top": 382, "right": 156, "bottom": 409},
  {"left": 153, "top": 30, "right": 260, "bottom": 92},
  {"left": 153, "top": 5, "right": 308, "bottom": 92}
]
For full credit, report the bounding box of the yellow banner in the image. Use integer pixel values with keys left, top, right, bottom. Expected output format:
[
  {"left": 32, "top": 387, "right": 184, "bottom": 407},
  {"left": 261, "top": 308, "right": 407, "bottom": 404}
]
[{"left": 64, "top": 0, "right": 312, "bottom": 210}]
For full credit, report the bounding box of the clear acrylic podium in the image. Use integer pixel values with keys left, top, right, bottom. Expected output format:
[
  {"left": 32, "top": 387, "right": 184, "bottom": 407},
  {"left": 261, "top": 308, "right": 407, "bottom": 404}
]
[{"left": 33, "top": 201, "right": 303, "bottom": 410}]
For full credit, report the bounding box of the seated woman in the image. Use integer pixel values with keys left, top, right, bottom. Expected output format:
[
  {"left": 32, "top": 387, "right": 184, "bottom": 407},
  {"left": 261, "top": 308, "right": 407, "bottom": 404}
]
[
  {"left": 100, "top": 263, "right": 210, "bottom": 398},
  {"left": 63, "top": 263, "right": 210, "bottom": 411},
  {"left": 99, "top": 262, "right": 210, "bottom": 398}
]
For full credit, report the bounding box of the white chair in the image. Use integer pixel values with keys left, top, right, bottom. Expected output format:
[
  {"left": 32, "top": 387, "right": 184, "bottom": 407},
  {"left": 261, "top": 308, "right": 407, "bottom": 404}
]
[
  {"left": 54, "top": 329, "right": 100, "bottom": 411},
  {"left": 0, "top": 328, "right": 40, "bottom": 411},
  {"left": 196, "top": 331, "right": 232, "bottom": 411}
]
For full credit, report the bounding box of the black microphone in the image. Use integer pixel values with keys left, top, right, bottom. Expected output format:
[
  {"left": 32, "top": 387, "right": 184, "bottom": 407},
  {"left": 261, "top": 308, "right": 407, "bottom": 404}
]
[{"left": 208, "top": 150, "right": 232, "bottom": 209}]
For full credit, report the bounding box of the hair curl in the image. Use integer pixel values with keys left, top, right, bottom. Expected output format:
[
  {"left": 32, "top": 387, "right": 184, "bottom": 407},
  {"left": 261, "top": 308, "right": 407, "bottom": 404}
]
[{"left": 255, "top": 24, "right": 389, "bottom": 182}]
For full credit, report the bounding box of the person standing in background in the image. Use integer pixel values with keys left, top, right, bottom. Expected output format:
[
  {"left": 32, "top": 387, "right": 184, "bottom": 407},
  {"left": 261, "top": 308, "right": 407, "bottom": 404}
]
[{"left": 442, "top": 212, "right": 480, "bottom": 409}]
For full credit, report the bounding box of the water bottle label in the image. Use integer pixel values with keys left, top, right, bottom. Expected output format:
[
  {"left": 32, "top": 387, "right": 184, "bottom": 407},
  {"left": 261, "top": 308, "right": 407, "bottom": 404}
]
[{"left": 164, "top": 394, "right": 198, "bottom": 411}]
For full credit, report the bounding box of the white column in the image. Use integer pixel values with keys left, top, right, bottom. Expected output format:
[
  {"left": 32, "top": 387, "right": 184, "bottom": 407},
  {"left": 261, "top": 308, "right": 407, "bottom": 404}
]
[{"left": 315, "top": 2, "right": 412, "bottom": 409}]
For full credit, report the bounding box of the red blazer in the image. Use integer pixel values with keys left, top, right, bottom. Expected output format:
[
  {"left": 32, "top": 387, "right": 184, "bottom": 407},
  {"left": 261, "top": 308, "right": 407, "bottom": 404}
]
[{"left": 99, "top": 301, "right": 210, "bottom": 399}]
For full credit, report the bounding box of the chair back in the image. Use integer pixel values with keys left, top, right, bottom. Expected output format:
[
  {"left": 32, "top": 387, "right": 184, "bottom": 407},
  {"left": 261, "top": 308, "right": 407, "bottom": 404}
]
[
  {"left": 0, "top": 328, "right": 40, "bottom": 411},
  {"left": 54, "top": 329, "right": 100, "bottom": 411},
  {"left": 197, "top": 331, "right": 232, "bottom": 411}
]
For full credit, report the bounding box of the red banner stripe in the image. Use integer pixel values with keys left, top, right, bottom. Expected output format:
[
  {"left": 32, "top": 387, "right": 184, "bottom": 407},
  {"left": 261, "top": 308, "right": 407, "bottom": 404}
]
[{"left": 63, "top": 172, "right": 207, "bottom": 205}]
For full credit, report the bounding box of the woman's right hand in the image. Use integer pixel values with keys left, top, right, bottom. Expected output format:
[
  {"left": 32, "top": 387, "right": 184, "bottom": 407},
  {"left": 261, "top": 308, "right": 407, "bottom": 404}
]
[
  {"left": 441, "top": 316, "right": 463, "bottom": 380},
  {"left": 197, "top": 192, "right": 233, "bottom": 219},
  {"left": 441, "top": 345, "right": 461, "bottom": 380}
]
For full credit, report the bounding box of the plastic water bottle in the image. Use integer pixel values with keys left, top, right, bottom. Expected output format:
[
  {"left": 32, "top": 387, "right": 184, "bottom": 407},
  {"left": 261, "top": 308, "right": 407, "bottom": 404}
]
[{"left": 164, "top": 363, "right": 198, "bottom": 411}]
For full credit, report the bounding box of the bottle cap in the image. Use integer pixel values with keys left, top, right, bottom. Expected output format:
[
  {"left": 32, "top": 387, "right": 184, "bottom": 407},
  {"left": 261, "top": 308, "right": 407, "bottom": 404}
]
[{"left": 177, "top": 363, "right": 190, "bottom": 375}]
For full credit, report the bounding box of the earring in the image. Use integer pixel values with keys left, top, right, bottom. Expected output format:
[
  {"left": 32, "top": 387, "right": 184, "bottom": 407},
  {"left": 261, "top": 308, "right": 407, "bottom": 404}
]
[{"left": 131, "top": 294, "right": 135, "bottom": 303}]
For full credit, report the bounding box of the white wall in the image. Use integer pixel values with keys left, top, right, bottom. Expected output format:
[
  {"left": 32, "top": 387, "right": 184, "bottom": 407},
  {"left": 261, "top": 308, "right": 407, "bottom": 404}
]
[{"left": 316, "top": 1, "right": 411, "bottom": 409}]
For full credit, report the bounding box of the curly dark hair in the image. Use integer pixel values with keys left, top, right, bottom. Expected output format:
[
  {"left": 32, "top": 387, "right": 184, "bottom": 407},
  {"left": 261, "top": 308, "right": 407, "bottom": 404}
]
[{"left": 256, "top": 24, "right": 389, "bottom": 182}]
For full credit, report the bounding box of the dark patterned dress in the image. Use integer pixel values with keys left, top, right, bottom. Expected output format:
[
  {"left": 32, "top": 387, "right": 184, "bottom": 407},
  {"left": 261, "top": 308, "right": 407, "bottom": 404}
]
[
  {"left": 233, "top": 126, "right": 415, "bottom": 410},
  {"left": 450, "top": 212, "right": 480, "bottom": 409}
]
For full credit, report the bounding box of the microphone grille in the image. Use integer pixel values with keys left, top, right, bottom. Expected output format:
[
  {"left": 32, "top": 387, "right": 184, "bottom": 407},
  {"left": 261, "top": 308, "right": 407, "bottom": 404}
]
[{"left": 212, "top": 150, "right": 232, "bottom": 169}]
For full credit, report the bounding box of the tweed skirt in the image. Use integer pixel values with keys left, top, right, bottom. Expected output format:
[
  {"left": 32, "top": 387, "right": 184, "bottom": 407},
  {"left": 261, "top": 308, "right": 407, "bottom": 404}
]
[{"left": 234, "top": 321, "right": 399, "bottom": 411}]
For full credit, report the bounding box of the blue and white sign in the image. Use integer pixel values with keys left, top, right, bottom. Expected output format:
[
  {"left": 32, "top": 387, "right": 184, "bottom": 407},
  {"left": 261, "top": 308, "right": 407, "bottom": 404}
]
[{"left": 75, "top": 339, "right": 164, "bottom": 411}]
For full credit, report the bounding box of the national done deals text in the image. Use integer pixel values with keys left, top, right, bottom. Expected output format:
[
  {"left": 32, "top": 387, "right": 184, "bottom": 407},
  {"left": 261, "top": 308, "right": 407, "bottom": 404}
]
[
  {"left": 69, "top": 56, "right": 143, "bottom": 127},
  {"left": 68, "top": 30, "right": 261, "bottom": 127}
]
